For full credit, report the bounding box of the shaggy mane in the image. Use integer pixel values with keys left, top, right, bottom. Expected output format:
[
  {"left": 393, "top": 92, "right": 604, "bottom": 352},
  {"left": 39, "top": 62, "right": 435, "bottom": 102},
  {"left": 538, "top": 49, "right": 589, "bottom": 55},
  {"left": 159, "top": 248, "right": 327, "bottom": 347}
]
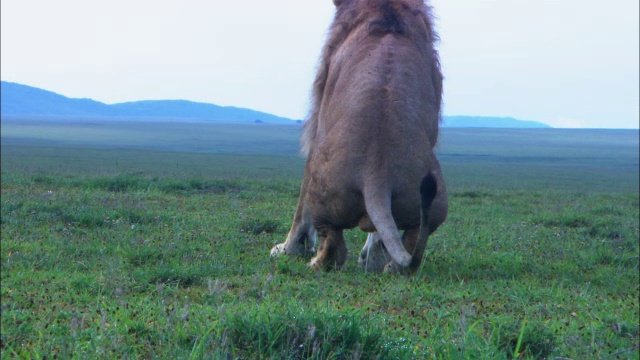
[{"left": 301, "top": 0, "right": 442, "bottom": 156}]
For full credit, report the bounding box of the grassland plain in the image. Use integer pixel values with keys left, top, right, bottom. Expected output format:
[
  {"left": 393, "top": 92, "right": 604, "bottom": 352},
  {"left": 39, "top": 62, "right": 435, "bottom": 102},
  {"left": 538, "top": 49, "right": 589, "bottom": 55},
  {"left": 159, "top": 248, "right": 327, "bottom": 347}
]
[{"left": 1, "top": 121, "right": 639, "bottom": 359}]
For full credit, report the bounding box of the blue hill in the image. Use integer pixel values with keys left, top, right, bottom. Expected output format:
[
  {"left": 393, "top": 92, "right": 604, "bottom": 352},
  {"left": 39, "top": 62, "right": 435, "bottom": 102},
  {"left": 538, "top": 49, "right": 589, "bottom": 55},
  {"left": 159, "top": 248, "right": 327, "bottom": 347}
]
[
  {"left": 1, "top": 81, "right": 551, "bottom": 128},
  {"left": 1, "top": 81, "right": 110, "bottom": 117},
  {"left": 0, "top": 81, "right": 295, "bottom": 124}
]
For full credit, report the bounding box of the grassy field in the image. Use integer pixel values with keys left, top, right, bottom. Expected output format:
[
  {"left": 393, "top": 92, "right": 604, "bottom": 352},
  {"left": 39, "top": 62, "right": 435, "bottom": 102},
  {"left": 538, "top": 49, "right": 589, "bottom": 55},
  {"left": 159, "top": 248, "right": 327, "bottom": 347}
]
[{"left": 1, "top": 120, "right": 638, "bottom": 359}]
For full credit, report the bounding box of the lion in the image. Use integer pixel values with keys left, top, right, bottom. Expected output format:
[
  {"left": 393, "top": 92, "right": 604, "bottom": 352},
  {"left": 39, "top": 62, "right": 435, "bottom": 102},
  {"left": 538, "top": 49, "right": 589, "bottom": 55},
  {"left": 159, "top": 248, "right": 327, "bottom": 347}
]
[{"left": 271, "top": 0, "right": 448, "bottom": 273}]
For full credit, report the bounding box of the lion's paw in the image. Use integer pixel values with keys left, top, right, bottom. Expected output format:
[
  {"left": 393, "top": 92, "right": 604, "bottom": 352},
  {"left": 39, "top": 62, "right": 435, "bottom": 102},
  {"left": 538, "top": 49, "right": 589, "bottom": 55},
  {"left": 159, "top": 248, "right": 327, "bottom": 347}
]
[
  {"left": 270, "top": 243, "right": 286, "bottom": 257},
  {"left": 309, "top": 257, "right": 322, "bottom": 271}
]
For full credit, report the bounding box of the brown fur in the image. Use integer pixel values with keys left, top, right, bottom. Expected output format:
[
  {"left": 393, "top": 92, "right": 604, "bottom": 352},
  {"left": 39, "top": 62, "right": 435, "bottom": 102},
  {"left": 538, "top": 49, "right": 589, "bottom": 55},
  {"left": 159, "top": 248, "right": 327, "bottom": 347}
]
[
  {"left": 272, "top": 0, "right": 448, "bottom": 272},
  {"left": 302, "top": 0, "right": 442, "bottom": 156}
]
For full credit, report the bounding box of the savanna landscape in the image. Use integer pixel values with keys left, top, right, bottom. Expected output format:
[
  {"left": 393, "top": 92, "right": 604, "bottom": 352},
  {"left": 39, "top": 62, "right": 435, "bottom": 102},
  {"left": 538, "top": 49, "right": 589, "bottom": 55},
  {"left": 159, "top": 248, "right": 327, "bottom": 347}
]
[{"left": 1, "top": 119, "right": 638, "bottom": 359}]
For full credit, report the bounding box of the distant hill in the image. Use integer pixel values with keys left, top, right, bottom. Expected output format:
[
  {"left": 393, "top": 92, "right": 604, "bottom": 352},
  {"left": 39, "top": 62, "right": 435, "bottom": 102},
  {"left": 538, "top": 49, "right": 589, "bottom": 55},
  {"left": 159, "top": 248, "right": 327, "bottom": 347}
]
[
  {"left": 0, "top": 81, "right": 295, "bottom": 124},
  {"left": 1, "top": 81, "right": 110, "bottom": 117},
  {"left": 1, "top": 81, "right": 551, "bottom": 128}
]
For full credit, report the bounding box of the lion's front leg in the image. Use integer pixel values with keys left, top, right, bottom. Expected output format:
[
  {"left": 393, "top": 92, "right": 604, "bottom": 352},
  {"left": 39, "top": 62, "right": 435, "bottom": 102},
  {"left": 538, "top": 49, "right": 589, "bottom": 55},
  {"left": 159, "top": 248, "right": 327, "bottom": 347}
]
[
  {"left": 270, "top": 201, "right": 316, "bottom": 257},
  {"left": 358, "top": 232, "right": 391, "bottom": 273},
  {"left": 270, "top": 171, "right": 316, "bottom": 258},
  {"left": 359, "top": 228, "right": 420, "bottom": 273}
]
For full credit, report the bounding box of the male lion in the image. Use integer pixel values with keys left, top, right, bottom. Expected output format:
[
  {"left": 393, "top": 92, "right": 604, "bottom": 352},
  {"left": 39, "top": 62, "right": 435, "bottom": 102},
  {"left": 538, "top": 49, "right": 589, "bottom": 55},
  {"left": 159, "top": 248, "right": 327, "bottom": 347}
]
[{"left": 271, "top": 0, "right": 448, "bottom": 273}]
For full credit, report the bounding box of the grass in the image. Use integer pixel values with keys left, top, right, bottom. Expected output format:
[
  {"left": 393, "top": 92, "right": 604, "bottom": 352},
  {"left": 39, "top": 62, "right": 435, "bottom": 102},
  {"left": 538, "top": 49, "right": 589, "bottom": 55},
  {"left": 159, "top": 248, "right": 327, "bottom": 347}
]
[
  {"left": 1, "top": 119, "right": 303, "bottom": 156},
  {"left": 1, "top": 122, "right": 639, "bottom": 358}
]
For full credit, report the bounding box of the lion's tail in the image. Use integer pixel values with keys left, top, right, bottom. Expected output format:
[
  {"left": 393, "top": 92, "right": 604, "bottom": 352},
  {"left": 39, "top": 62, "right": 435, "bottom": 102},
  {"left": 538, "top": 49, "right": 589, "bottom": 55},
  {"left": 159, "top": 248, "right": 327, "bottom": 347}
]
[
  {"left": 363, "top": 190, "right": 411, "bottom": 267},
  {"left": 363, "top": 172, "right": 438, "bottom": 269}
]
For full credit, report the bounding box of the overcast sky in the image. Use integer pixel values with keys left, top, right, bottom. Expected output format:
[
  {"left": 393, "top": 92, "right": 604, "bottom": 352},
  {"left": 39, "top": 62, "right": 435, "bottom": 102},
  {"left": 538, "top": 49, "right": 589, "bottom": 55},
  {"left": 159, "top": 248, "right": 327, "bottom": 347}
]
[{"left": 2, "top": 0, "right": 638, "bottom": 128}]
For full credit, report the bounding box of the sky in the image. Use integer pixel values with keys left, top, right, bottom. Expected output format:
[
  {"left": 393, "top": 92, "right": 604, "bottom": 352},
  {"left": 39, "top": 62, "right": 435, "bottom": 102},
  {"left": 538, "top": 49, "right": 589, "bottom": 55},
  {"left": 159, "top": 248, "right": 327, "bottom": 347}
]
[{"left": 1, "top": 0, "right": 638, "bottom": 129}]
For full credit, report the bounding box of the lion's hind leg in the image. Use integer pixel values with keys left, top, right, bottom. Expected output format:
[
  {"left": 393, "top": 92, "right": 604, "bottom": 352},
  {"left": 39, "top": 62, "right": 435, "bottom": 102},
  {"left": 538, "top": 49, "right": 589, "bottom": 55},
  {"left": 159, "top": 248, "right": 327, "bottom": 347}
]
[{"left": 309, "top": 227, "right": 347, "bottom": 271}]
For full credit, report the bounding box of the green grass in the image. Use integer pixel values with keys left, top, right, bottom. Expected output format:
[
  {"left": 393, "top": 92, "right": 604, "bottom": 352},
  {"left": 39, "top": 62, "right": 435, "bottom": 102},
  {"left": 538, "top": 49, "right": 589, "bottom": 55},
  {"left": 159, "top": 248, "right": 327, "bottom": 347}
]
[
  {"left": 1, "top": 122, "right": 639, "bottom": 358},
  {"left": 2, "top": 170, "right": 638, "bottom": 359},
  {"left": 1, "top": 120, "right": 303, "bottom": 156}
]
